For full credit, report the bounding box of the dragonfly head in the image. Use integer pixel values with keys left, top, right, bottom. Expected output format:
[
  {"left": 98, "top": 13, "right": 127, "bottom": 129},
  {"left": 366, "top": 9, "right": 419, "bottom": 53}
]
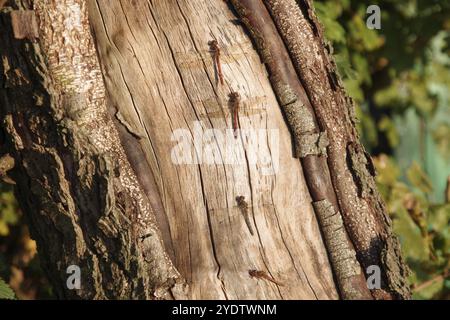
[
  {"left": 208, "top": 39, "right": 219, "bottom": 50},
  {"left": 229, "top": 91, "right": 240, "bottom": 102}
]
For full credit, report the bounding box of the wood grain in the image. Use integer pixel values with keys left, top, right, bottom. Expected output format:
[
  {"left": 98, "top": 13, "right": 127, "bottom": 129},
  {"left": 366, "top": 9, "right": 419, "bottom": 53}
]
[{"left": 88, "top": 0, "right": 338, "bottom": 299}]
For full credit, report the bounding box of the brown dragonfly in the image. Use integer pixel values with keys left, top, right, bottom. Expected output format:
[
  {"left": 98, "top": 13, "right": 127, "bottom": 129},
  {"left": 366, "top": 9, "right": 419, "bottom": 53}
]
[
  {"left": 194, "top": 95, "right": 268, "bottom": 127},
  {"left": 173, "top": 41, "right": 255, "bottom": 70},
  {"left": 209, "top": 201, "right": 275, "bottom": 236}
]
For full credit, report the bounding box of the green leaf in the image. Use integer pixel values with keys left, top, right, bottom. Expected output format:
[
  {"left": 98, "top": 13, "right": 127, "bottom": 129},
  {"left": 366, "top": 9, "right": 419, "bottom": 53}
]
[
  {"left": 406, "top": 161, "right": 434, "bottom": 194},
  {"left": 378, "top": 116, "right": 400, "bottom": 147},
  {"left": 0, "top": 277, "right": 15, "bottom": 300},
  {"left": 429, "top": 204, "right": 450, "bottom": 233}
]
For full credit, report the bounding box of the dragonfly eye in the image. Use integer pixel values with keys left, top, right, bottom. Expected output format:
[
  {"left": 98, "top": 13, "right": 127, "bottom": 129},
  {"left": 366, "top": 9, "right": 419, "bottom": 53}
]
[
  {"left": 229, "top": 91, "right": 240, "bottom": 101},
  {"left": 208, "top": 39, "right": 218, "bottom": 47}
]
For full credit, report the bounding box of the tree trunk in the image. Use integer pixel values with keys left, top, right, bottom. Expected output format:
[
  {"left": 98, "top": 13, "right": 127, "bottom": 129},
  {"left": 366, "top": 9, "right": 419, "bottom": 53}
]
[{"left": 0, "top": 0, "right": 410, "bottom": 299}]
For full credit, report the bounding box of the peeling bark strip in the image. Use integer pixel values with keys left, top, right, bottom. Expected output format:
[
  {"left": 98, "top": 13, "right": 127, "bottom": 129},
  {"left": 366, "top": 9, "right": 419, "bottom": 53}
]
[
  {"left": 262, "top": 0, "right": 410, "bottom": 298},
  {"left": 0, "top": 0, "right": 185, "bottom": 299},
  {"left": 297, "top": 131, "right": 329, "bottom": 158},
  {"left": 312, "top": 200, "right": 363, "bottom": 296},
  {"left": 10, "top": 10, "right": 39, "bottom": 40},
  {"left": 229, "top": 0, "right": 371, "bottom": 299}
]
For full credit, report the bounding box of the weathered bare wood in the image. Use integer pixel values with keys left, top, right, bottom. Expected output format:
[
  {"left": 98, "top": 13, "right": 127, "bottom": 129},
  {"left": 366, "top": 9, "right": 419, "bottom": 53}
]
[{"left": 88, "top": 0, "right": 338, "bottom": 299}]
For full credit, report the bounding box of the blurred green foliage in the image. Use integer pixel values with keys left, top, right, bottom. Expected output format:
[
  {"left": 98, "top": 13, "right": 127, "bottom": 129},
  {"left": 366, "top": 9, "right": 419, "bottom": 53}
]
[
  {"left": 0, "top": 276, "right": 15, "bottom": 300},
  {"left": 0, "top": 186, "right": 19, "bottom": 237},
  {"left": 316, "top": 0, "right": 450, "bottom": 299},
  {"left": 0, "top": 183, "right": 53, "bottom": 299}
]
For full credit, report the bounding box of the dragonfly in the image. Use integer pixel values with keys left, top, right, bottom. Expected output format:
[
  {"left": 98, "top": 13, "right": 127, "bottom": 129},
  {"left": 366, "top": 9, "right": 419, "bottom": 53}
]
[
  {"left": 229, "top": 91, "right": 241, "bottom": 138},
  {"left": 249, "top": 270, "right": 284, "bottom": 286},
  {"left": 173, "top": 41, "right": 255, "bottom": 70},
  {"left": 208, "top": 200, "right": 275, "bottom": 236},
  {"left": 194, "top": 95, "right": 268, "bottom": 132},
  {"left": 208, "top": 39, "right": 224, "bottom": 86}
]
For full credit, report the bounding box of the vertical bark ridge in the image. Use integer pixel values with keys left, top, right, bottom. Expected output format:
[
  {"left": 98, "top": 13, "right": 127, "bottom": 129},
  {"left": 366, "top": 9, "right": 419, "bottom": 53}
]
[
  {"left": 229, "top": 0, "right": 372, "bottom": 299},
  {"left": 261, "top": 0, "right": 410, "bottom": 299}
]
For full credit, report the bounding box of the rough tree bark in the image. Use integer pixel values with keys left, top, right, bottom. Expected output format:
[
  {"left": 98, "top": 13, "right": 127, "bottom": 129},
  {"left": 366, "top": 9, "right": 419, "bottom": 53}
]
[{"left": 0, "top": 0, "right": 410, "bottom": 299}]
